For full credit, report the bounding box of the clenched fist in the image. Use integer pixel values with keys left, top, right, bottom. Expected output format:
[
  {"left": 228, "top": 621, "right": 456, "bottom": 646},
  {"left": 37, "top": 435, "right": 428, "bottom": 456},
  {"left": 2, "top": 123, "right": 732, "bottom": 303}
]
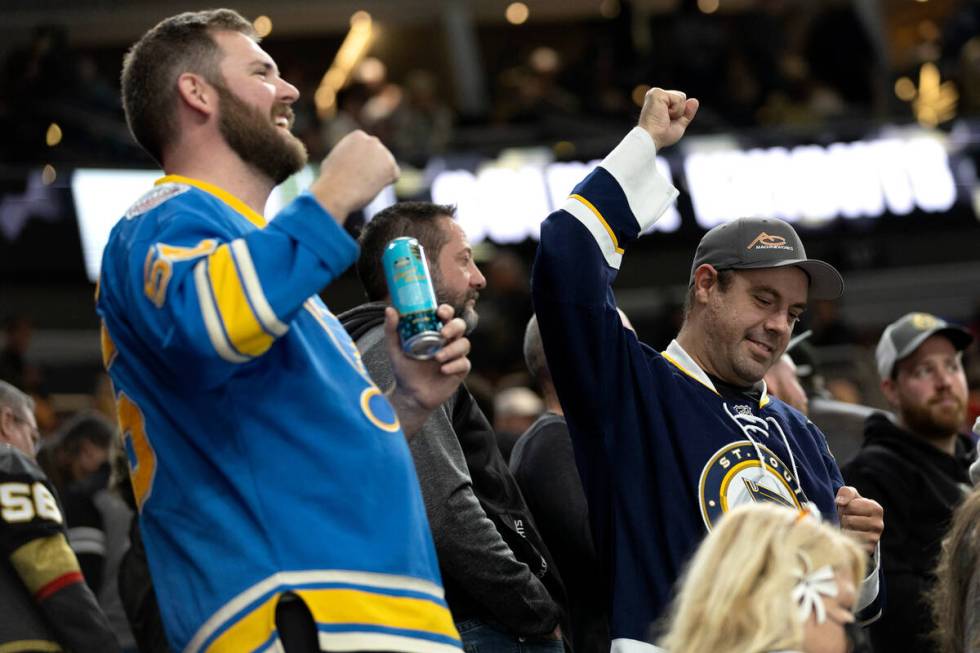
[
  {"left": 638, "top": 87, "right": 699, "bottom": 151},
  {"left": 836, "top": 485, "right": 884, "bottom": 555},
  {"left": 310, "top": 130, "right": 399, "bottom": 224}
]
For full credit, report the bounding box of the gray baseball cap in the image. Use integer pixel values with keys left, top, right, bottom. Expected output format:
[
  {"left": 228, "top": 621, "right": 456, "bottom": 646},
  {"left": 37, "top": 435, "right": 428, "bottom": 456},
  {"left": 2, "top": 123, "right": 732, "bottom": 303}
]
[
  {"left": 691, "top": 217, "right": 844, "bottom": 300},
  {"left": 875, "top": 312, "right": 973, "bottom": 379}
]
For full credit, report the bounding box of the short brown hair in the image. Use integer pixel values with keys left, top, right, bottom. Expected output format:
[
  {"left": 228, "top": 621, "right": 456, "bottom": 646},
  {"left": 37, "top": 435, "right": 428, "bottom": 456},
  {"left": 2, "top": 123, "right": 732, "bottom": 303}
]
[
  {"left": 121, "top": 9, "right": 256, "bottom": 165},
  {"left": 356, "top": 202, "right": 456, "bottom": 301},
  {"left": 683, "top": 268, "right": 735, "bottom": 319}
]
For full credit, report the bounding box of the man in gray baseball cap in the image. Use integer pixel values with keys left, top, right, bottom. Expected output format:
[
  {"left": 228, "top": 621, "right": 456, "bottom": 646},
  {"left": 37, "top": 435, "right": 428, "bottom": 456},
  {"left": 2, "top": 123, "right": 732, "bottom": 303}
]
[
  {"left": 690, "top": 216, "right": 844, "bottom": 300},
  {"left": 843, "top": 311, "right": 975, "bottom": 653},
  {"left": 874, "top": 311, "right": 973, "bottom": 380},
  {"left": 531, "top": 85, "right": 884, "bottom": 649},
  {"left": 677, "top": 215, "right": 845, "bottom": 388}
]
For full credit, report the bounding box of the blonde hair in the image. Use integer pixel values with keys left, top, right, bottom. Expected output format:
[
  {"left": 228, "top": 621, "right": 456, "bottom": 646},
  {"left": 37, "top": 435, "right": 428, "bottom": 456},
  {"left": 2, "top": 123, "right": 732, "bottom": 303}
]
[
  {"left": 659, "top": 504, "right": 866, "bottom": 653},
  {"left": 930, "top": 487, "right": 980, "bottom": 653}
]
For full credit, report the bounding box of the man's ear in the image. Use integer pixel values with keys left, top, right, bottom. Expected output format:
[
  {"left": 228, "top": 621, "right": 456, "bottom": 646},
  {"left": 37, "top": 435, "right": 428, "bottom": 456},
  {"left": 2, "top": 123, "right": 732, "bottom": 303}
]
[
  {"left": 0, "top": 407, "right": 14, "bottom": 443},
  {"left": 691, "top": 264, "right": 720, "bottom": 306},
  {"left": 176, "top": 72, "right": 217, "bottom": 117},
  {"left": 880, "top": 377, "right": 899, "bottom": 409}
]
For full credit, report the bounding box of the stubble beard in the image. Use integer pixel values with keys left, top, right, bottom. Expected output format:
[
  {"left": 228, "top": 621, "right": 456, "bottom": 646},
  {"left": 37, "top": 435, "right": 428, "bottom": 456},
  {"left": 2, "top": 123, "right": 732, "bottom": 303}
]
[{"left": 703, "top": 305, "right": 769, "bottom": 386}]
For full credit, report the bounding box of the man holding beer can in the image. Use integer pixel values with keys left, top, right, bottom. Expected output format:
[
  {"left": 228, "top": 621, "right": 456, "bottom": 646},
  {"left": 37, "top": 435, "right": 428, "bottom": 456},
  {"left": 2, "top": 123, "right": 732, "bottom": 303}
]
[{"left": 341, "top": 202, "right": 567, "bottom": 653}]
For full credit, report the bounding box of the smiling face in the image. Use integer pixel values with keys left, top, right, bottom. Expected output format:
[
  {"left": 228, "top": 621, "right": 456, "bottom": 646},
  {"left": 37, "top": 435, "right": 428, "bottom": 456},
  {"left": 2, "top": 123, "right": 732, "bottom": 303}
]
[
  {"left": 882, "top": 335, "right": 968, "bottom": 440},
  {"left": 211, "top": 30, "right": 307, "bottom": 184},
  {"left": 697, "top": 266, "right": 809, "bottom": 386}
]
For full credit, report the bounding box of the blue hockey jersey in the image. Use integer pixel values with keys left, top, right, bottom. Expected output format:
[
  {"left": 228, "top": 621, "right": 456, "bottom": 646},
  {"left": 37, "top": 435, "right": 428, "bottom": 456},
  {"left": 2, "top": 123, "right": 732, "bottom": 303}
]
[
  {"left": 531, "top": 129, "right": 880, "bottom": 652},
  {"left": 97, "top": 176, "right": 460, "bottom": 653}
]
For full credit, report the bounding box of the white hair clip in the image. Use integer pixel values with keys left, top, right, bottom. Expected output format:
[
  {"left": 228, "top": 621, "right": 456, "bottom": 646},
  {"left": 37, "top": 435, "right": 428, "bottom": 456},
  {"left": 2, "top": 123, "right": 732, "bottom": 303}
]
[{"left": 792, "top": 552, "right": 837, "bottom": 624}]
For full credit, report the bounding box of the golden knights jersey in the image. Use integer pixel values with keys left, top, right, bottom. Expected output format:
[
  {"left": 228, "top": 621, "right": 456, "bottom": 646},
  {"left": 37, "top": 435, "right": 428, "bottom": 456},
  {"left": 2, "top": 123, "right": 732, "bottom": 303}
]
[
  {"left": 0, "top": 444, "right": 120, "bottom": 652},
  {"left": 96, "top": 176, "right": 460, "bottom": 653},
  {"left": 531, "top": 129, "right": 881, "bottom": 652}
]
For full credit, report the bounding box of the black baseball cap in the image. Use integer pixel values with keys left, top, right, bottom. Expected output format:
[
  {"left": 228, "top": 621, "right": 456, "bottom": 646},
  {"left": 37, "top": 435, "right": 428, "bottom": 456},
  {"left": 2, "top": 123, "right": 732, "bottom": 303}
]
[
  {"left": 690, "top": 217, "right": 844, "bottom": 300},
  {"left": 875, "top": 312, "right": 973, "bottom": 379}
]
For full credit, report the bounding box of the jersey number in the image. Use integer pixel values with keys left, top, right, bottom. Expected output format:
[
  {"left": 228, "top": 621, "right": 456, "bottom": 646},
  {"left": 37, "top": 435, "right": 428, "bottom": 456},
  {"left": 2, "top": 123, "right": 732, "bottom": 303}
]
[
  {"left": 117, "top": 393, "right": 157, "bottom": 510},
  {"left": 0, "top": 482, "right": 62, "bottom": 523}
]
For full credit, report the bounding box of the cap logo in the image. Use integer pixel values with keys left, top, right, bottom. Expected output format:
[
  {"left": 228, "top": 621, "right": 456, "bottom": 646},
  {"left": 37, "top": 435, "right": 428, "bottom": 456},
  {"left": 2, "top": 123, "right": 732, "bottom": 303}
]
[
  {"left": 910, "top": 313, "right": 940, "bottom": 331},
  {"left": 747, "top": 232, "right": 794, "bottom": 252}
]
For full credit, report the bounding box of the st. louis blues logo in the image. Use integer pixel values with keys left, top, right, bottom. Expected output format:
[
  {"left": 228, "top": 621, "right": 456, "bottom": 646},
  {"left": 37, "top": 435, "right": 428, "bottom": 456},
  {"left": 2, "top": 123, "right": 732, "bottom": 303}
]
[{"left": 699, "top": 439, "right": 808, "bottom": 529}]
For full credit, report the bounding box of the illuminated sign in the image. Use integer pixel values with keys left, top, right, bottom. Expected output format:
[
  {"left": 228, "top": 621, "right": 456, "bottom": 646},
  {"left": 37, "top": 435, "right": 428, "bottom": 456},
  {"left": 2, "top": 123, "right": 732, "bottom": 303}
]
[
  {"left": 71, "top": 129, "right": 960, "bottom": 282},
  {"left": 683, "top": 137, "right": 956, "bottom": 227}
]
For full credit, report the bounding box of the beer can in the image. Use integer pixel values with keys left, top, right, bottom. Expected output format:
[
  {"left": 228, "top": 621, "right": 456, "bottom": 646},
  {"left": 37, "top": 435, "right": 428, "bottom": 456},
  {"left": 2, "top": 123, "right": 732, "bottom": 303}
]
[{"left": 382, "top": 237, "right": 445, "bottom": 359}]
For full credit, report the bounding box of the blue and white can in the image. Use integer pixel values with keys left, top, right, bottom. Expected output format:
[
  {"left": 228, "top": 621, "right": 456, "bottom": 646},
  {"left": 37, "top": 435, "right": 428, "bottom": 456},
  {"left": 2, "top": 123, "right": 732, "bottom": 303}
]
[{"left": 382, "top": 237, "right": 444, "bottom": 359}]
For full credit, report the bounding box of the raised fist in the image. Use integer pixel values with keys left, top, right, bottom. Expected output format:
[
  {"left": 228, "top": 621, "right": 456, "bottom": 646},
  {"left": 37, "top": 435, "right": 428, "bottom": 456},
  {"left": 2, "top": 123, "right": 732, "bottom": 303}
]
[
  {"left": 638, "top": 87, "right": 699, "bottom": 151},
  {"left": 310, "top": 130, "right": 400, "bottom": 223}
]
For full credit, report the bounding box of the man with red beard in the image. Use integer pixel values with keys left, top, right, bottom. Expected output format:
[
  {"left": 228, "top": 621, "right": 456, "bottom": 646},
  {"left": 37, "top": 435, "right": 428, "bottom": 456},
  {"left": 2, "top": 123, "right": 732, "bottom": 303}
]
[
  {"left": 99, "top": 9, "right": 472, "bottom": 653},
  {"left": 844, "top": 312, "right": 977, "bottom": 653}
]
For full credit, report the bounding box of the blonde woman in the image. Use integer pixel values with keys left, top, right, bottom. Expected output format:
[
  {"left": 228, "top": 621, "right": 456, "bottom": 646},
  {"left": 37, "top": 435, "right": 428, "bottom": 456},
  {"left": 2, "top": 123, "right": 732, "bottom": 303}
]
[
  {"left": 659, "top": 504, "right": 867, "bottom": 653},
  {"left": 930, "top": 486, "right": 980, "bottom": 653}
]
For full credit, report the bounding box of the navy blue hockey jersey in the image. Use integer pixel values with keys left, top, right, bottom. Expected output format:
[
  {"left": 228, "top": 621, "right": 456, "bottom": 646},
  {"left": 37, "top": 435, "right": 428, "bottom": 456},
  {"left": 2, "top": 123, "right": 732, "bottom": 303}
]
[
  {"left": 532, "top": 128, "right": 880, "bottom": 652},
  {"left": 97, "top": 176, "right": 460, "bottom": 653}
]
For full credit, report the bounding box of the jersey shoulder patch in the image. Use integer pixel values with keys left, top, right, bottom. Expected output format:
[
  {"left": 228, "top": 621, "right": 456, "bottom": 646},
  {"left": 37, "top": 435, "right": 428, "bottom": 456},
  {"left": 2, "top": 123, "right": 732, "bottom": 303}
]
[{"left": 125, "top": 183, "right": 192, "bottom": 219}]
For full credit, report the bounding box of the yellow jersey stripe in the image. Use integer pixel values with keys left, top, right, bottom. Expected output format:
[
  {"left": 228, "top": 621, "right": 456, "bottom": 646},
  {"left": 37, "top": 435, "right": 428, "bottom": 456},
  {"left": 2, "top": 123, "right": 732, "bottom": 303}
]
[
  {"left": 569, "top": 194, "right": 624, "bottom": 254},
  {"left": 100, "top": 322, "right": 117, "bottom": 369},
  {"left": 186, "top": 570, "right": 447, "bottom": 653},
  {"left": 9, "top": 535, "right": 80, "bottom": 595},
  {"left": 203, "top": 594, "right": 276, "bottom": 653},
  {"left": 661, "top": 352, "right": 720, "bottom": 396},
  {"left": 193, "top": 261, "right": 249, "bottom": 364},
  {"left": 156, "top": 175, "right": 266, "bottom": 229},
  {"left": 300, "top": 587, "right": 458, "bottom": 639},
  {"left": 201, "top": 588, "right": 457, "bottom": 653},
  {"left": 0, "top": 641, "right": 62, "bottom": 653},
  {"left": 205, "top": 244, "right": 275, "bottom": 358}
]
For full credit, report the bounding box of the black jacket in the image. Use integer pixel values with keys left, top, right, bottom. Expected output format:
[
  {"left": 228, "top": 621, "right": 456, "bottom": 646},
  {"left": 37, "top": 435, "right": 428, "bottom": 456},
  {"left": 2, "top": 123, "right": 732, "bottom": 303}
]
[
  {"left": 510, "top": 413, "right": 610, "bottom": 653},
  {"left": 0, "top": 445, "right": 120, "bottom": 653},
  {"left": 340, "top": 303, "right": 567, "bottom": 640},
  {"left": 842, "top": 412, "right": 976, "bottom": 653}
]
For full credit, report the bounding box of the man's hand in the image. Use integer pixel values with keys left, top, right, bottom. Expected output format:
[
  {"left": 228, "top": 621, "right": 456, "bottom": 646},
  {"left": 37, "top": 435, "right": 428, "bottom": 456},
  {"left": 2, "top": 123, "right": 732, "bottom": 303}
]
[
  {"left": 836, "top": 485, "right": 884, "bottom": 555},
  {"left": 385, "top": 304, "right": 471, "bottom": 438},
  {"left": 309, "top": 130, "right": 399, "bottom": 224},
  {"left": 638, "top": 87, "right": 699, "bottom": 150}
]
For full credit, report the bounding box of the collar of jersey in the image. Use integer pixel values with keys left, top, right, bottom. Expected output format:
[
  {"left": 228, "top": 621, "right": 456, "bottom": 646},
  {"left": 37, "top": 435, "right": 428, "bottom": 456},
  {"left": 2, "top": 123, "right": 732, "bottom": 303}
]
[
  {"left": 663, "top": 339, "right": 770, "bottom": 409},
  {"left": 155, "top": 175, "right": 266, "bottom": 228}
]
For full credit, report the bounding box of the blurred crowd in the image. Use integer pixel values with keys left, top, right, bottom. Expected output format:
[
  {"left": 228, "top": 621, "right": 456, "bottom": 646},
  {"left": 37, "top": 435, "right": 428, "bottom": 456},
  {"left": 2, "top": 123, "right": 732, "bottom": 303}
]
[
  {"left": 3, "top": 0, "right": 980, "bottom": 170},
  {"left": 2, "top": 2, "right": 980, "bottom": 653}
]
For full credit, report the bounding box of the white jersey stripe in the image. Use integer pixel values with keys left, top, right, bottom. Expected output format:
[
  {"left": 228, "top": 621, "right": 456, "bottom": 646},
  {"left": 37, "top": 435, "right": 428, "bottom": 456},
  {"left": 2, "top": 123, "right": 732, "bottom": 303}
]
[{"left": 230, "top": 239, "right": 289, "bottom": 337}]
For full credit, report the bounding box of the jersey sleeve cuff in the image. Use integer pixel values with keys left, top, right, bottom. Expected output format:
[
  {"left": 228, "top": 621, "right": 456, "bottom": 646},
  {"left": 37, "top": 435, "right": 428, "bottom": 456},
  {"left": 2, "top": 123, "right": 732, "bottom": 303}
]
[
  {"left": 856, "top": 542, "right": 880, "bottom": 619},
  {"left": 599, "top": 127, "right": 679, "bottom": 232}
]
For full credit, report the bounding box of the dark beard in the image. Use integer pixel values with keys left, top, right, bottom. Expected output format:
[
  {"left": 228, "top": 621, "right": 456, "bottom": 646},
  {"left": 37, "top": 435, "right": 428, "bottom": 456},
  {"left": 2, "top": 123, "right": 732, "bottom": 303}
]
[
  {"left": 431, "top": 270, "right": 479, "bottom": 334},
  {"left": 213, "top": 82, "right": 307, "bottom": 185}
]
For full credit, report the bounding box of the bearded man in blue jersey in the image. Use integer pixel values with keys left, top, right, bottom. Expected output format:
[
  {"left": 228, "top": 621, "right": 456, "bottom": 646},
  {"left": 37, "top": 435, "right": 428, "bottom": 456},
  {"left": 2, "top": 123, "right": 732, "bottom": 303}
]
[
  {"left": 98, "top": 9, "right": 471, "bottom": 653},
  {"left": 531, "top": 87, "right": 884, "bottom": 652}
]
